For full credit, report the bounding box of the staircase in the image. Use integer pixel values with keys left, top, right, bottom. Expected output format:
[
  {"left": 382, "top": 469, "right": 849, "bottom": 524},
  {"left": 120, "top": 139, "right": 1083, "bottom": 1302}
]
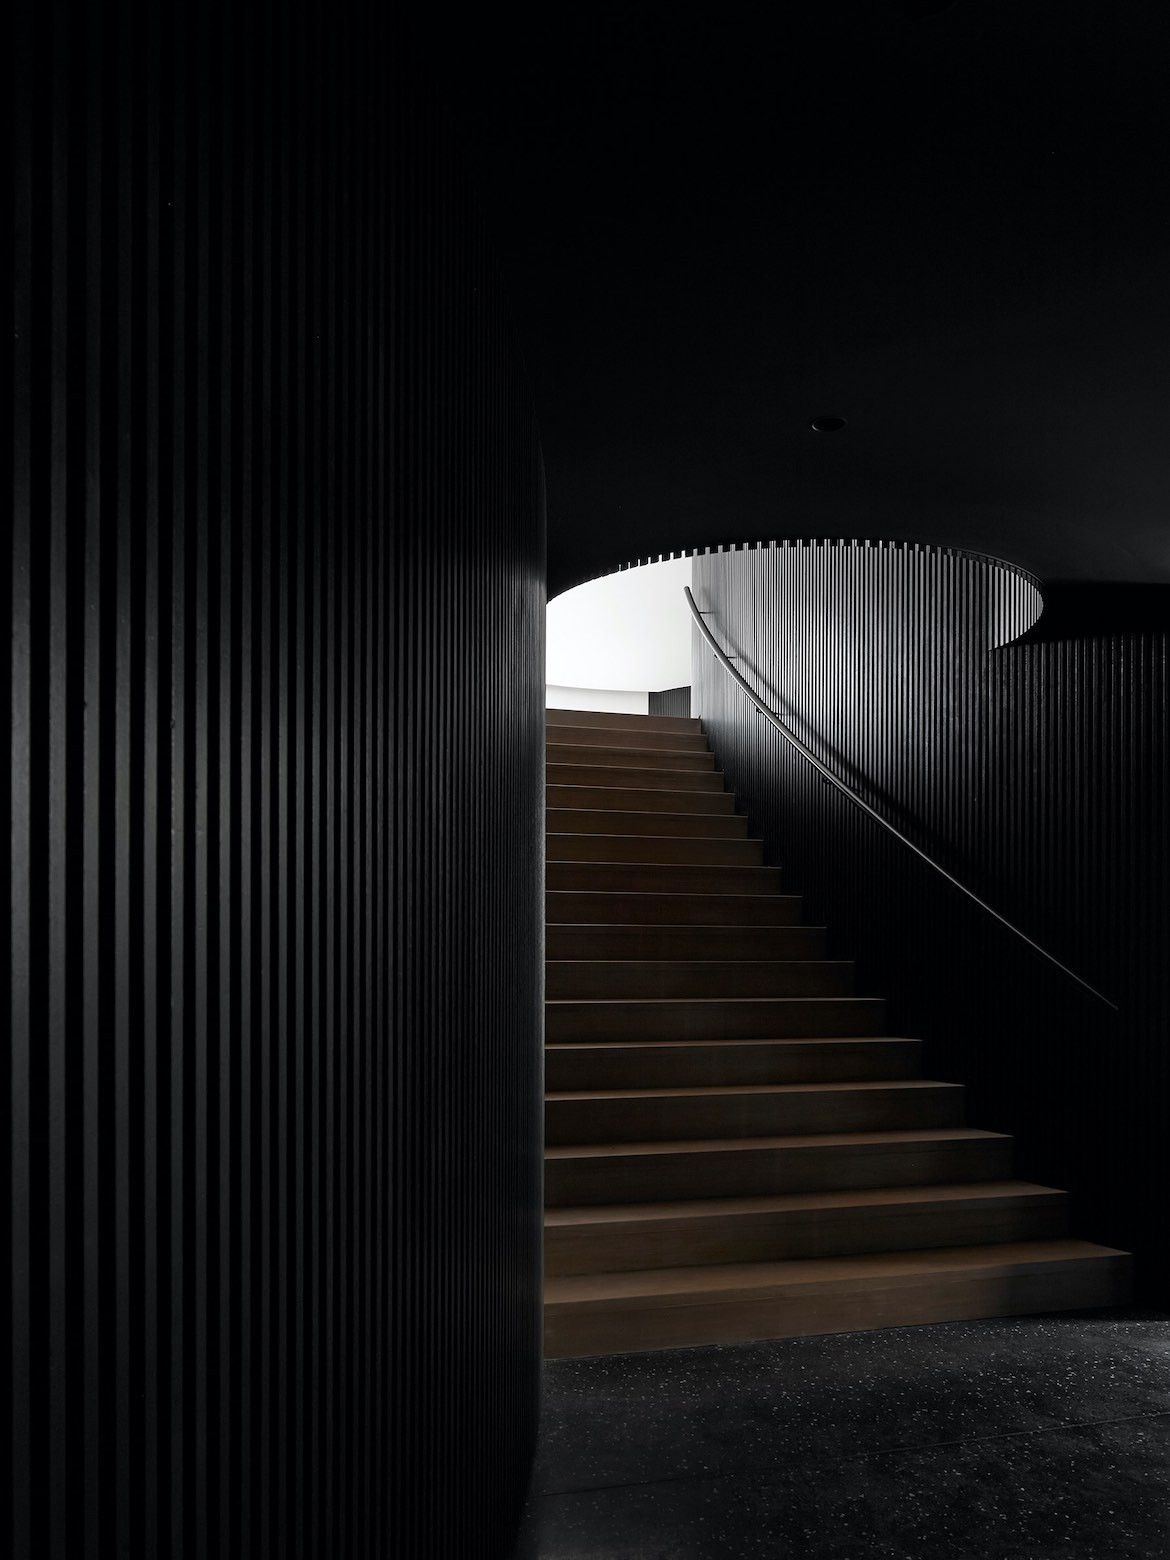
[{"left": 544, "top": 707, "right": 1131, "bottom": 1359}]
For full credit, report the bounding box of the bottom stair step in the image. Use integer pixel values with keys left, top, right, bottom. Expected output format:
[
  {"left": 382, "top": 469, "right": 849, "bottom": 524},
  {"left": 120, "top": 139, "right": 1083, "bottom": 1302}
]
[
  {"left": 544, "top": 1180, "right": 1070, "bottom": 1275},
  {"left": 544, "top": 1239, "right": 1133, "bottom": 1358}
]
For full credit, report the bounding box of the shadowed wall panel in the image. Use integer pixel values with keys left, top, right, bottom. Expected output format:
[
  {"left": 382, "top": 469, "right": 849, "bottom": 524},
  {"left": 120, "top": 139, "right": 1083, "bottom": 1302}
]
[
  {"left": 693, "top": 541, "right": 1168, "bottom": 1296},
  {"left": 8, "top": 2, "right": 545, "bottom": 1556},
  {"left": 648, "top": 686, "right": 692, "bottom": 718}
]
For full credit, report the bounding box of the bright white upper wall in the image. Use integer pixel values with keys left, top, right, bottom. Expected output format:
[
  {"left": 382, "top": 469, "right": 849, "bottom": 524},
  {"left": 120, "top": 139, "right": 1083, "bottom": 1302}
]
[
  {"left": 546, "top": 556, "right": 693, "bottom": 693},
  {"left": 545, "top": 685, "right": 649, "bottom": 714}
]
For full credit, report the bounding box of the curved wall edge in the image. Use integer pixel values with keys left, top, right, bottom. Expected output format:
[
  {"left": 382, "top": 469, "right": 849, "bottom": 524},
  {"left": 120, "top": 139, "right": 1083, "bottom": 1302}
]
[
  {"left": 9, "top": 6, "right": 544, "bottom": 1556},
  {"left": 557, "top": 536, "right": 1045, "bottom": 649},
  {"left": 692, "top": 544, "right": 1168, "bottom": 1298}
]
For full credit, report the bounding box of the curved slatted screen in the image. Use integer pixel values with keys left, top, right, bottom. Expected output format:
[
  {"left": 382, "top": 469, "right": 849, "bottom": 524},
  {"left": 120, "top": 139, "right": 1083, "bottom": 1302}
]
[
  {"left": 9, "top": 3, "right": 544, "bottom": 1555},
  {"left": 693, "top": 540, "right": 1168, "bottom": 1297}
]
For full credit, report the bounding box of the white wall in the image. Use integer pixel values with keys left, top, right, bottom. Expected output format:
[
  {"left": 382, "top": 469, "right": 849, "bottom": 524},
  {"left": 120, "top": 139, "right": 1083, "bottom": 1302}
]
[
  {"left": 546, "top": 685, "right": 649, "bottom": 714},
  {"left": 546, "top": 556, "right": 693, "bottom": 693}
]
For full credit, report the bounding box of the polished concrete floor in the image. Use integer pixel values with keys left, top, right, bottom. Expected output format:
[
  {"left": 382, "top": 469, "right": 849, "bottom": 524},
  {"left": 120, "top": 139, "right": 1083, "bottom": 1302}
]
[{"left": 512, "top": 1309, "right": 1170, "bottom": 1559}]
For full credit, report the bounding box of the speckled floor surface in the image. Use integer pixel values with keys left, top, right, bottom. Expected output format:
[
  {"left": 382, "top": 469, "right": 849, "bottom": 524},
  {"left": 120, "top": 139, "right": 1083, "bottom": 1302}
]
[{"left": 511, "top": 1309, "right": 1170, "bottom": 1559}]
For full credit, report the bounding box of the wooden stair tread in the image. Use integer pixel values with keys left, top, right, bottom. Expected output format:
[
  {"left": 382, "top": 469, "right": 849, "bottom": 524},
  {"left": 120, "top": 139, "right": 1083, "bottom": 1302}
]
[
  {"left": 548, "top": 722, "right": 707, "bottom": 738},
  {"left": 548, "top": 895, "right": 804, "bottom": 926},
  {"left": 547, "top": 866, "right": 785, "bottom": 896},
  {"left": 545, "top": 1079, "right": 958, "bottom": 1102},
  {"left": 547, "top": 892, "right": 801, "bottom": 913},
  {"left": 546, "top": 742, "right": 714, "bottom": 759},
  {"left": 541, "top": 707, "right": 1131, "bottom": 1354},
  {"left": 546, "top": 927, "right": 829, "bottom": 962},
  {"left": 547, "top": 835, "right": 766, "bottom": 866},
  {"left": 546, "top": 708, "right": 700, "bottom": 731},
  {"left": 549, "top": 796, "right": 721, "bottom": 803},
  {"left": 545, "top": 898, "right": 798, "bottom": 906},
  {"left": 545, "top": 1037, "right": 923, "bottom": 1090},
  {"left": 549, "top": 898, "right": 798, "bottom": 911},
  {"left": 548, "top": 786, "right": 737, "bottom": 813},
  {"left": 546, "top": 732, "right": 707, "bottom": 746},
  {"left": 547, "top": 806, "right": 742, "bottom": 820},
  {"left": 547, "top": 822, "right": 751, "bottom": 834},
  {"left": 547, "top": 763, "right": 726, "bottom": 784},
  {"left": 546, "top": 958, "right": 840, "bottom": 967},
  {"left": 544, "top": 1240, "right": 1130, "bottom": 1305},
  {"left": 549, "top": 862, "right": 780, "bottom": 879},
  {"left": 545, "top": 1126, "right": 1008, "bottom": 1160},
  {"left": 546, "top": 995, "right": 886, "bottom": 1041},
  {"left": 546, "top": 837, "right": 756, "bottom": 844},
  {"left": 548, "top": 810, "right": 749, "bottom": 838},
  {"left": 546, "top": 1035, "right": 908, "bottom": 1050},
  {"left": 546, "top": 995, "right": 874, "bottom": 1007},
  {"left": 546, "top": 923, "right": 826, "bottom": 932},
  {"left": 545, "top": 1180, "right": 1066, "bottom": 1227},
  {"left": 546, "top": 960, "right": 855, "bottom": 999},
  {"left": 549, "top": 948, "right": 842, "bottom": 960}
]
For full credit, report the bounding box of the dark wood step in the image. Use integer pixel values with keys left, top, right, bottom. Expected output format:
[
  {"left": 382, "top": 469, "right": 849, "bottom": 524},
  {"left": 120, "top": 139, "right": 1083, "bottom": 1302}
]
[
  {"left": 544, "top": 1181, "right": 1071, "bottom": 1276},
  {"left": 546, "top": 925, "right": 827, "bottom": 961},
  {"left": 546, "top": 892, "right": 803, "bottom": 927},
  {"left": 541, "top": 712, "right": 1133, "bottom": 1361},
  {"left": 547, "top": 744, "right": 716, "bottom": 773},
  {"left": 547, "top": 762, "right": 727, "bottom": 793},
  {"left": 546, "top": 725, "right": 710, "bottom": 753},
  {"left": 545, "top": 1037, "right": 922, "bottom": 1092},
  {"left": 547, "top": 708, "right": 700, "bottom": 735},
  {"left": 543, "top": 1240, "right": 1133, "bottom": 1358},
  {"left": 547, "top": 862, "right": 782, "bottom": 895},
  {"left": 545, "top": 1079, "right": 964, "bottom": 1146},
  {"left": 548, "top": 807, "right": 748, "bottom": 838},
  {"left": 547, "top": 959, "right": 853, "bottom": 1000},
  {"left": 547, "top": 834, "right": 764, "bottom": 867},
  {"left": 548, "top": 784, "right": 736, "bottom": 815},
  {"left": 545, "top": 996, "right": 885, "bottom": 1043},
  {"left": 545, "top": 1126, "right": 1015, "bottom": 1206}
]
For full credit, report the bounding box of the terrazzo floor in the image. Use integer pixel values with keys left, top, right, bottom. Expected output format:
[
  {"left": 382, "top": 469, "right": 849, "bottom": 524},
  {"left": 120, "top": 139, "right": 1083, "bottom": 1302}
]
[{"left": 511, "top": 1308, "right": 1170, "bottom": 1559}]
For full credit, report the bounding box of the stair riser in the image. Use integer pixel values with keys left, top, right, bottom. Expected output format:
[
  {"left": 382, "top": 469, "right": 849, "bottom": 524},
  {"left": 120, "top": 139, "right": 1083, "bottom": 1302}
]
[
  {"left": 547, "top": 708, "right": 700, "bottom": 735},
  {"left": 548, "top": 745, "right": 715, "bottom": 773},
  {"left": 546, "top": 726, "right": 710, "bottom": 753},
  {"left": 548, "top": 809, "right": 749, "bottom": 838},
  {"left": 545, "top": 1135, "right": 1013, "bottom": 1206},
  {"left": 541, "top": 713, "right": 1133, "bottom": 1361},
  {"left": 547, "top": 926, "right": 826, "bottom": 961},
  {"left": 544, "top": 1253, "right": 1133, "bottom": 1358},
  {"left": 548, "top": 863, "right": 782, "bottom": 895},
  {"left": 547, "top": 835, "right": 764, "bottom": 867},
  {"left": 546, "top": 1196, "right": 1070, "bottom": 1276},
  {"left": 545, "top": 1085, "right": 964, "bottom": 1145},
  {"left": 545, "top": 1039, "right": 923, "bottom": 1091},
  {"left": 546, "top": 997, "right": 885, "bottom": 1042},
  {"left": 547, "top": 961, "right": 853, "bottom": 1000},
  {"left": 547, "top": 892, "right": 802, "bottom": 927},
  {"left": 548, "top": 785, "right": 736, "bottom": 815},
  {"left": 547, "top": 764, "right": 726, "bottom": 793}
]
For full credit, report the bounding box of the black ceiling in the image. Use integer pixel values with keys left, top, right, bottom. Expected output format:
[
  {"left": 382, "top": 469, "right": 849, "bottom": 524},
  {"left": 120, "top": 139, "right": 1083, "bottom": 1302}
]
[{"left": 421, "top": 2, "right": 1170, "bottom": 597}]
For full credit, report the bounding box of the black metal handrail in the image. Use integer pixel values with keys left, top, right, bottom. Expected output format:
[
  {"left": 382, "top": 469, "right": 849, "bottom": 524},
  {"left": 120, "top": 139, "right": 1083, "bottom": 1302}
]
[{"left": 685, "top": 585, "right": 1119, "bottom": 1012}]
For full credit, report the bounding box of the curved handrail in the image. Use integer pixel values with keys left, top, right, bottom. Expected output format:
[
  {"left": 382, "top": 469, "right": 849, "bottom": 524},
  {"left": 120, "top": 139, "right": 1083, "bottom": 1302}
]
[{"left": 685, "top": 586, "right": 1119, "bottom": 1012}]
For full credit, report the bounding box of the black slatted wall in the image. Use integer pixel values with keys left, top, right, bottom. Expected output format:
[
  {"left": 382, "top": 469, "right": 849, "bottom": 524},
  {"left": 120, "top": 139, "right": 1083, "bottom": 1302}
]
[
  {"left": 693, "top": 541, "right": 1169, "bottom": 1295},
  {"left": 648, "top": 686, "right": 692, "bottom": 718},
  {"left": 7, "top": 2, "right": 545, "bottom": 1555}
]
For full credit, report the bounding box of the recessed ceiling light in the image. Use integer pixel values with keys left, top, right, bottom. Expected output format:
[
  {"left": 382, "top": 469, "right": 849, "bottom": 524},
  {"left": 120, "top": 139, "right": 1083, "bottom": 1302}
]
[{"left": 810, "top": 415, "right": 848, "bottom": 433}]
